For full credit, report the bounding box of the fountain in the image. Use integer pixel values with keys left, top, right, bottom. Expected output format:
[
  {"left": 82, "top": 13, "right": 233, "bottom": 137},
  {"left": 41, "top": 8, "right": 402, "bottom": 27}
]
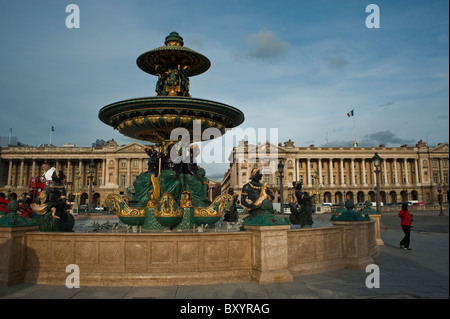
[
  {"left": 99, "top": 31, "right": 244, "bottom": 230},
  {"left": 0, "top": 32, "right": 380, "bottom": 288}
]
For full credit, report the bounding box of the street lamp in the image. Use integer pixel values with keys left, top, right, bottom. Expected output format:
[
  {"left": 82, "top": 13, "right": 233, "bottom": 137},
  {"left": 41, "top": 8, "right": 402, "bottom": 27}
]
[
  {"left": 372, "top": 153, "right": 382, "bottom": 213},
  {"left": 88, "top": 160, "right": 95, "bottom": 210},
  {"left": 278, "top": 160, "right": 284, "bottom": 214},
  {"left": 438, "top": 184, "right": 444, "bottom": 216},
  {"left": 73, "top": 169, "right": 81, "bottom": 215}
]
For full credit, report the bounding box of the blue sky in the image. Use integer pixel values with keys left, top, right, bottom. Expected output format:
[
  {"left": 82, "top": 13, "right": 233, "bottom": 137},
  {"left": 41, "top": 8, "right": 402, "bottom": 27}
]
[{"left": 0, "top": 0, "right": 448, "bottom": 179}]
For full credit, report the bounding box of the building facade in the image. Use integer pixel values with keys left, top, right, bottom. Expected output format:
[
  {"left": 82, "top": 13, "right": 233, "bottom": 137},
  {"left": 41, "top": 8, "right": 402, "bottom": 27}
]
[
  {"left": 0, "top": 139, "right": 142, "bottom": 206},
  {"left": 0, "top": 139, "right": 221, "bottom": 207},
  {"left": 221, "top": 139, "right": 449, "bottom": 206},
  {"left": 1, "top": 138, "right": 448, "bottom": 208}
]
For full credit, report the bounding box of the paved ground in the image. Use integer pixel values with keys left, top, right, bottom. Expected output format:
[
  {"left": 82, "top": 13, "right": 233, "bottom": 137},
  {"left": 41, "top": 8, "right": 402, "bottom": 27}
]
[{"left": 1, "top": 209, "right": 448, "bottom": 312}]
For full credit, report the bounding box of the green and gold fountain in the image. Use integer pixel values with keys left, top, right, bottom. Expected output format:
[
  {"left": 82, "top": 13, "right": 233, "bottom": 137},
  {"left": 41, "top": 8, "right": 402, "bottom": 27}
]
[{"left": 99, "top": 32, "right": 244, "bottom": 230}]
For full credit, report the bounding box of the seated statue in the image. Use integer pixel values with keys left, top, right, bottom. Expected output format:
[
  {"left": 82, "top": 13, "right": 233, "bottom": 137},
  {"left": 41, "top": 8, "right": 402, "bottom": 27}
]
[
  {"left": 224, "top": 188, "right": 239, "bottom": 222},
  {"left": 289, "top": 181, "right": 314, "bottom": 227},
  {"left": 30, "top": 189, "right": 74, "bottom": 232},
  {"left": 240, "top": 167, "right": 275, "bottom": 221}
]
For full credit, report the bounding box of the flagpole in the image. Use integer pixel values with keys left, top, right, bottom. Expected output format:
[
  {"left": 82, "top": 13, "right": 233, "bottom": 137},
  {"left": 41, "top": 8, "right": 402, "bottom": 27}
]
[
  {"left": 49, "top": 126, "right": 53, "bottom": 146},
  {"left": 352, "top": 109, "right": 358, "bottom": 147}
]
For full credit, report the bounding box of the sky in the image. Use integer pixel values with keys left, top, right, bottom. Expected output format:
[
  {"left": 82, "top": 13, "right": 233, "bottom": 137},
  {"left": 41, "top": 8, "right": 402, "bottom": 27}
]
[{"left": 0, "top": 0, "right": 448, "bottom": 180}]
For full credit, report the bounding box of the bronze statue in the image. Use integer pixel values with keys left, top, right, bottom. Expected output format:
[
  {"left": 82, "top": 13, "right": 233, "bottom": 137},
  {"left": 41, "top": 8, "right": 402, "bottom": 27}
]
[
  {"left": 224, "top": 188, "right": 239, "bottom": 222},
  {"left": 289, "top": 181, "right": 314, "bottom": 228},
  {"left": 241, "top": 167, "right": 275, "bottom": 221}
]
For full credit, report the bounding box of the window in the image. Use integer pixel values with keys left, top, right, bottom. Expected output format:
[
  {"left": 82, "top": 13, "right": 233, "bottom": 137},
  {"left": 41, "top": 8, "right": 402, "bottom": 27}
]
[
  {"left": 299, "top": 175, "right": 304, "bottom": 183},
  {"left": 433, "top": 173, "right": 438, "bottom": 183},
  {"left": 98, "top": 176, "right": 103, "bottom": 186},
  {"left": 133, "top": 159, "right": 138, "bottom": 168},
  {"left": 264, "top": 175, "right": 270, "bottom": 184},
  {"left": 120, "top": 175, "right": 126, "bottom": 186},
  {"left": 121, "top": 160, "right": 126, "bottom": 168},
  {"left": 299, "top": 161, "right": 303, "bottom": 169}
]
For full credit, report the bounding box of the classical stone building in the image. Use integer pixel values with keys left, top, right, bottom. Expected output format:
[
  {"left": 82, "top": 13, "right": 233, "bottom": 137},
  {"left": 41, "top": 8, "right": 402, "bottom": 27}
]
[
  {"left": 0, "top": 139, "right": 220, "bottom": 207},
  {"left": 221, "top": 139, "right": 449, "bottom": 206},
  {"left": 1, "top": 138, "right": 448, "bottom": 208}
]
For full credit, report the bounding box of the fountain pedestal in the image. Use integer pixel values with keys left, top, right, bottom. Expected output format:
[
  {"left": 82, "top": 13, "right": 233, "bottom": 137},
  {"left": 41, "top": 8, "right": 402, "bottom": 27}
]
[{"left": 244, "top": 225, "right": 293, "bottom": 284}]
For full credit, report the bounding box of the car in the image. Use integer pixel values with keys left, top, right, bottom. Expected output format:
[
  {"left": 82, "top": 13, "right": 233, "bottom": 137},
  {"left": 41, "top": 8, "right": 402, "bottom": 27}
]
[
  {"left": 322, "top": 203, "right": 333, "bottom": 207},
  {"left": 371, "top": 202, "right": 384, "bottom": 207},
  {"left": 412, "top": 202, "right": 426, "bottom": 206}
]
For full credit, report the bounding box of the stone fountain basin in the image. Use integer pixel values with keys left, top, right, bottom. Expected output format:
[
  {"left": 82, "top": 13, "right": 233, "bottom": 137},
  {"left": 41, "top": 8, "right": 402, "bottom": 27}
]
[{"left": 98, "top": 96, "right": 245, "bottom": 143}]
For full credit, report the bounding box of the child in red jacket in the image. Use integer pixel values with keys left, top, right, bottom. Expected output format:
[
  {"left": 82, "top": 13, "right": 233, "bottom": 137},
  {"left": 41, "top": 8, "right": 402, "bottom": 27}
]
[{"left": 399, "top": 203, "right": 413, "bottom": 250}]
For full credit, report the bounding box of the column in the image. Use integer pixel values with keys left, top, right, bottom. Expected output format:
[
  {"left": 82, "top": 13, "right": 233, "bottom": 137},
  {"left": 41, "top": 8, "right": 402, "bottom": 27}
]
[
  {"left": 307, "top": 158, "right": 311, "bottom": 187},
  {"left": 7, "top": 161, "right": 13, "bottom": 187},
  {"left": 102, "top": 159, "right": 106, "bottom": 186},
  {"left": 31, "top": 160, "right": 36, "bottom": 179},
  {"left": 67, "top": 161, "right": 71, "bottom": 184},
  {"left": 404, "top": 158, "right": 409, "bottom": 185},
  {"left": 340, "top": 158, "right": 345, "bottom": 186},
  {"left": 116, "top": 158, "right": 120, "bottom": 185},
  {"left": 394, "top": 159, "right": 399, "bottom": 185},
  {"left": 414, "top": 159, "right": 420, "bottom": 185},
  {"left": 318, "top": 158, "right": 323, "bottom": 186},
  {"left": 127, "top": 158, "right": 131, "bottom": 187},
  {"left": 329, "top": 158, "right": 334, "bottom": 186},
  {"left": 362, "top": 159, "right": 367, "bottom": 186},
  {"left": 351, "top": 158, "right": 356, "bottom": 186},
  {"left": 19, "top": 160, "right": 24, "bottom": 187},
  {"left": 383, "top": 158, "right": 389, "bottom": 186}
]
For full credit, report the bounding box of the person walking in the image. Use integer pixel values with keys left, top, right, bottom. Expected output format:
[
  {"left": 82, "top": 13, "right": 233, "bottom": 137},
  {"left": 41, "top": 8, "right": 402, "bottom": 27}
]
[{"left": 399, "top": 203, "right": 413, "bottom": 250}]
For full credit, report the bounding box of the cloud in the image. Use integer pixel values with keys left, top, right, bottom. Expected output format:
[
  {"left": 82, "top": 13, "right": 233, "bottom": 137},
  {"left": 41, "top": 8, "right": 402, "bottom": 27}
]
[
  {"left": 378, "top": 102, "right": 395, "bottom": 109},
  {"left": 359, "top": 131, "right": 416, "bottom": 147},
  {"left": 232, "top": 29, "right": 290, "bottom": 62},
  {"left": 324, "top": 56, "right": 349, "bottom": 70},
  {"left": 323, "top": 130, "right": 417, "bottom": 148}
]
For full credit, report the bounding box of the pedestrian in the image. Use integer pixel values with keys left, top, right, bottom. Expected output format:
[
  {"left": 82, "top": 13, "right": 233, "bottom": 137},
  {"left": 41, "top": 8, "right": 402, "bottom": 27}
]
[{"left": 399, "top": 203, "right": 413, "bottom": 250}]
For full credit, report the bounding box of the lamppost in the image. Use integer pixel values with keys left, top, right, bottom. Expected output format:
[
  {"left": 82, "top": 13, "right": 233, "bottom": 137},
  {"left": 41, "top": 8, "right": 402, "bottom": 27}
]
[
  {"left": 438, "top": 184, "right": 444, "bottom": 216},
  {"left": 278, "top": 160, "right": 284, "bottom": 214},
  {"left": 372, "top": 153, "right": 382, "bottom": 213},
  {"left": 72, "top": 169, "right": 81, "bottom": 215},
  {"left": 88, "top": 160, "right": 95, "bottom": 211}
]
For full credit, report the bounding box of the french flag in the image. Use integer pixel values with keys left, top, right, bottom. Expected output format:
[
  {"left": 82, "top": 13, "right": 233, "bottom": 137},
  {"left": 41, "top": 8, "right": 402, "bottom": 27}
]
[{"left": 347, "top": 110, "right": 354, "bottom": 117}]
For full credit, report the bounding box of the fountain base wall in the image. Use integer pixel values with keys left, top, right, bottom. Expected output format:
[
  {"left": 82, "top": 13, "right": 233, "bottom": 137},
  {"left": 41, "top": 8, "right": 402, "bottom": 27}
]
[{"left": 1, "top": 220, "right": 379, "bottom": 287}]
